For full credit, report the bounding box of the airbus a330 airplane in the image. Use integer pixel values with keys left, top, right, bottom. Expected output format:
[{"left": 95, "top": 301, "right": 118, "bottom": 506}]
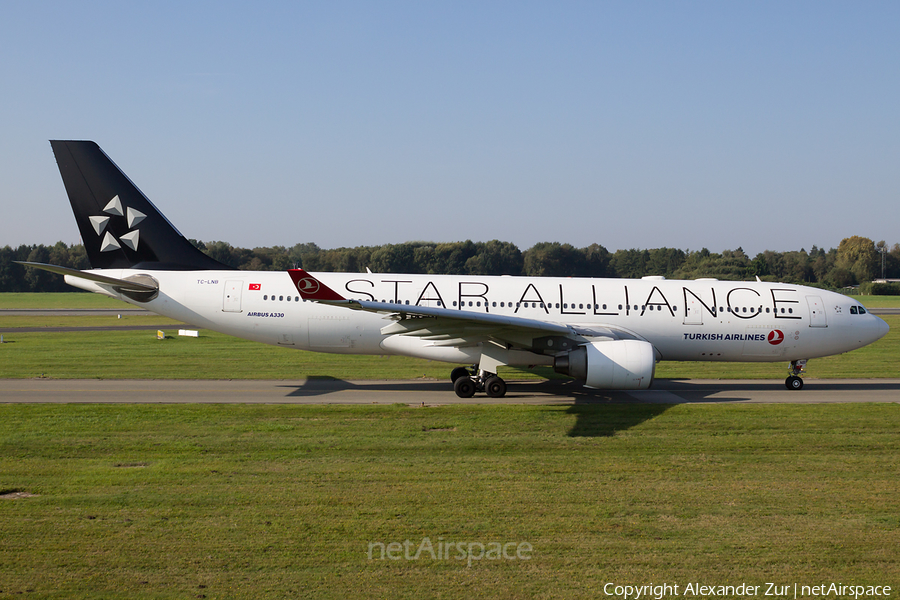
[{"left": 22, "top": 141, "right": 889, "bottom": 397}]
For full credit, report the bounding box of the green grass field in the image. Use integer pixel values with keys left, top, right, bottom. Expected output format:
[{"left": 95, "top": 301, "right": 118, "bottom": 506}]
[
  {"left": 0, "top": 403, "right": 897, "bottom": 599},
  {"left": 0, "top": 316, "right": 897, "bottom": 380}
]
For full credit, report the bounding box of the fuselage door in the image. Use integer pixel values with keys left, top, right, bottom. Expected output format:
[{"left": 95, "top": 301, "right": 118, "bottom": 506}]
[
  {"left": 223, "top": 280, "right": 243, "bottom": 313},
  {"left": 684, "top": 295, "right": 703, "bottom": 325},
  {"left": 806, "top": 295, "right": 827, "bottom": 328}
]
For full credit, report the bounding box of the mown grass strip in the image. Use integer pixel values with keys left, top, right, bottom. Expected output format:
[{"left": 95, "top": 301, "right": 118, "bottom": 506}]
[
  {"left": 0, "top": 292, "right": 133, "bottom": 309},
  {"left": 0, "top": 315, "right": 183, "bottom": 329},
  {"left": 0, "top": 403, "right": 896, "bottom": 599}
]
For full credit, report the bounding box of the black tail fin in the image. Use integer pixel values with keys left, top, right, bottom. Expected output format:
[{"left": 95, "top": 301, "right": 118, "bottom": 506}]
[{"left": 50, "top": 140, "right": 232, "bottom": 270}]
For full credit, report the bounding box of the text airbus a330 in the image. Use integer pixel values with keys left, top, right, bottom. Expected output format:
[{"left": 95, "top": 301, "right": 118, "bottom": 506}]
[{"left": 21, "top": 141, "right": 889, "bottom": 397}]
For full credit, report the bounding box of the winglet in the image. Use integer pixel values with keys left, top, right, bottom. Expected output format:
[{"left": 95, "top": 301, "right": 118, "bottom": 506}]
[{"left": 287, "top": 269, "right": 346, "bottom": 302}]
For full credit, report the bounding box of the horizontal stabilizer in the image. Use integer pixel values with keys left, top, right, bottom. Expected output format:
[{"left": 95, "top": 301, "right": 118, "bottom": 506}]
[{"left": 16, "top": 262, "right": 159, "bottom": 292}]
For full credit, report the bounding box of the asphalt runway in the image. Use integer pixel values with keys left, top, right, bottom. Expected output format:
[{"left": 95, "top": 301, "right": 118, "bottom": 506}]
[{"left": 1, "top": 378, "right": 898, "bottom": 404}]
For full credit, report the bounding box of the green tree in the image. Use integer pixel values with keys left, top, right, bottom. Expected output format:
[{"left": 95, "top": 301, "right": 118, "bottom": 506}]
[{"left": 835, "top": 236, "right": 879, "bottom": 284}]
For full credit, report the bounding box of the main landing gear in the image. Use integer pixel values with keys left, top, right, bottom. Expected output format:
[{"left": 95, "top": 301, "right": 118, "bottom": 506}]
[
  {"left": 785, "top": 359, "right": 807, "bottom": 390},
  {"left": 451, "top": 366, "right": 507, "bottom": 399}
]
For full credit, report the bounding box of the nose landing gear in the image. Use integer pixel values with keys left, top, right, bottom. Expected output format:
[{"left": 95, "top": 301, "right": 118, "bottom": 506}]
[
  {"left": 785, "top": 359, "right": 807, "bottom": 390},
  {"left": 451, "top": 366, "right": 508, "bottom": 398}
]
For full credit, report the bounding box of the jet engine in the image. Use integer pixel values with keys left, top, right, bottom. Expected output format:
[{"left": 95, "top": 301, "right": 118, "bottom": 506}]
[{"left": 553, "top": 339, "right": 655, "bottom": 390}]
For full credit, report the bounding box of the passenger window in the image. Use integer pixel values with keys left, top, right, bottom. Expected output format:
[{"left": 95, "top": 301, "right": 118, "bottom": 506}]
[{"left": 263, "top": 295, "right": 268, "bottom": 300}]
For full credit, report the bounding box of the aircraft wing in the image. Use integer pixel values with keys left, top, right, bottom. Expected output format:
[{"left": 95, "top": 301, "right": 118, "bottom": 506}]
[{"left": 287, "top": 269, "right": 627, "bottom": 349}]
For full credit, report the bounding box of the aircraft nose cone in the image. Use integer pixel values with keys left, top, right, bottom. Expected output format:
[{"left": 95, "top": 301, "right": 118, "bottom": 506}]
[{"left": 874, "top": 315, "right": 890, "bottom": 341}]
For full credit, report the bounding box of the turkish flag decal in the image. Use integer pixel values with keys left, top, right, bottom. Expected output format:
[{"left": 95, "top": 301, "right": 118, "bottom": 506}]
[{"left": 249, "top": 283, "right": 261, "bottom": 291}]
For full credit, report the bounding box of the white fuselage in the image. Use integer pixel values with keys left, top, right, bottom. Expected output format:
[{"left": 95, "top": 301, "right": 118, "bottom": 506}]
[{"left": 67, "top": 270, "right": 889, "bottom": 368}]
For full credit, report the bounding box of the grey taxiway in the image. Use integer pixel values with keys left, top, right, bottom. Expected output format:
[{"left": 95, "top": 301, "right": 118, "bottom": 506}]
[{"left": 1, "top": 378, "right": 898, "bottom": 404}]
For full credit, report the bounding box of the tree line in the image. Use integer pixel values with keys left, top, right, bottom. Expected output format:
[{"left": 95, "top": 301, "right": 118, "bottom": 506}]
[{"left": 2, "top": 236, "right": 899, "bottom": 293}]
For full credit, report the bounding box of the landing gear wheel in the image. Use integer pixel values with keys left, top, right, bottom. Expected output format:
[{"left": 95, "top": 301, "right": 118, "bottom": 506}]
[
  {"left": 453, "top": 376, "right": 476, "bottom": 398},
  {"left": 450, "top": 367, "right": 471, "bottom": 383},
  {"left": 484, "top": 375, "right": 507, "bottom": 398},
  {"left": 785, "top": 376, "right": 804, "bottom": 390}
]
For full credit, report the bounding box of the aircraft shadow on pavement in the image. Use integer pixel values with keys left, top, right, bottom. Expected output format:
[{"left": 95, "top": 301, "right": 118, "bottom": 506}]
[
  {"left": 281, "top": 376, "right": 449, "bottom": 397},
  {"left": 277, "top": 377, "right": 899, "bottom": 437},
  {"left": 280, "top": 377, "right": 675, "bottom": 438}
]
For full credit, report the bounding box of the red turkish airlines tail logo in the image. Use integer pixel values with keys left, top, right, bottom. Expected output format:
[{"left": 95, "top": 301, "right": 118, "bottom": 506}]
[
  {"left": 296, "top": 277, "right": 320, "bottom": 294},
  {"left": 286, "top": 269, "right": 345, "bottom": 301},
  {"left": 767, "top": 330, "right": 785, "bottom": 345}
]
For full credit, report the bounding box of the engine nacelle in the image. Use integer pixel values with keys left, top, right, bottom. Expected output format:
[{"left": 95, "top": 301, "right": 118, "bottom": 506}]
[{"left": 553, "top": 340, "right": 655, "bottom": 390}]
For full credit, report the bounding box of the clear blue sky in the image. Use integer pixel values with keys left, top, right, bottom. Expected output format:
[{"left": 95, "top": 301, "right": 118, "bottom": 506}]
[{"left": 2, "top": 1, "right": 898, "bottom": 256}]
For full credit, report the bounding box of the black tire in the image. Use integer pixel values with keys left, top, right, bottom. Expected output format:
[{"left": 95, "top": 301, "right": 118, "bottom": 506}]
[
  {"left": 785, "top": 376, "right": 804, "bottom": 390},
  {"left": 450, "top": 367, "right": 471, "bottom": 383},
  {"left": 454, "top": 376, "right": 476, "bottom": 398},
  {"left": 484, "top": 376, "right": 507, "bottom": 398}
]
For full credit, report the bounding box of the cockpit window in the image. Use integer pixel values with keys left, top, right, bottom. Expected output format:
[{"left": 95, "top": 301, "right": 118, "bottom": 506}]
[
  {"left": 850, "top": 306, "right": 858, "bottom": 315},
  {"left": 859, "top": 306, "right": 867, "bottom": 314}
]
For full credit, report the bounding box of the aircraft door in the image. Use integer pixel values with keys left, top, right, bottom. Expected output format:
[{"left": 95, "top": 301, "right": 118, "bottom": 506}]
[
  {"left": 223, "top": 281, "right": 243, "bottom": 313},
  {"left": 806, "top": 296, "right": 827, "bottom": 328},
  {"left": 684, "top": 296, "right": 703, "bottom": 325}
]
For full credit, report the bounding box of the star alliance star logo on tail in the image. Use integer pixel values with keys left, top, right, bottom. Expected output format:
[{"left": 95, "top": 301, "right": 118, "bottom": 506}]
[{"left": 89, "top": 195, "right": 146, "bottom": 253}]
